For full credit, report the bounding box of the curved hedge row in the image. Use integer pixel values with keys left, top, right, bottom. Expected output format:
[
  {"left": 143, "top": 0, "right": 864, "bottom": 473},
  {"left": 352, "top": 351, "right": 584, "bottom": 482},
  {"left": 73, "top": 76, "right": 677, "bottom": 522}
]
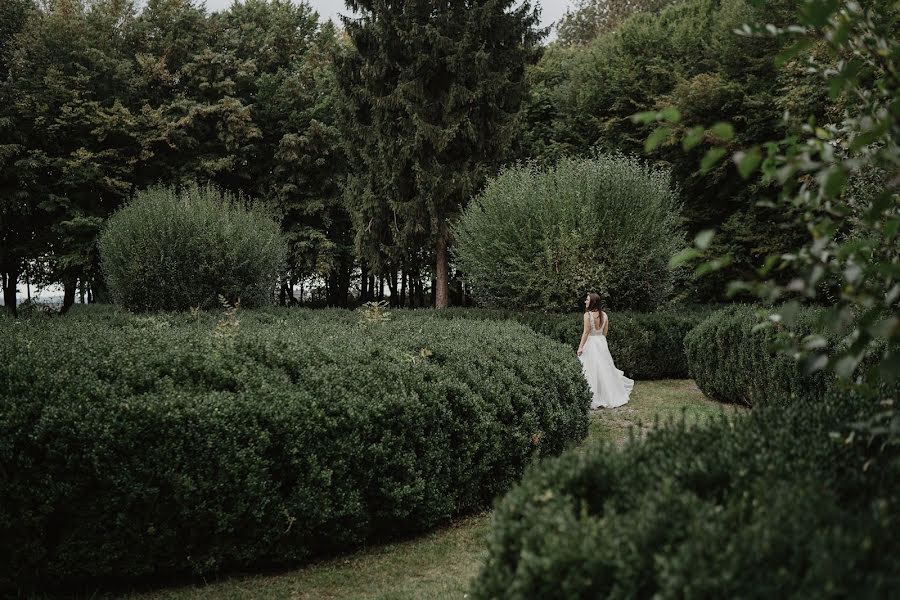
[
  {"left": 685, "top": 305, "right": 834, "bottom": 406},
  {"left": 471, "top": 388, "right": 900, "bottom": 598},
  {"left": 0, "top": 307, "right": 589, "bottom": 592},
  {"left": 431, "top": 306, "right": 717, "bottom": 379}
]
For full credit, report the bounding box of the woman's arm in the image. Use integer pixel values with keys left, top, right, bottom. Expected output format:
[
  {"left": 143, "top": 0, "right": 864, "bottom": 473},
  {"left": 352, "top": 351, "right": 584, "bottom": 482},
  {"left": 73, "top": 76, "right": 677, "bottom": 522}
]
[
  {"left": 602, "top": 311, "right": 609, "bottom": 336},
  {"left": 577, "top": 313, "right": 590, "bottom": 356}
]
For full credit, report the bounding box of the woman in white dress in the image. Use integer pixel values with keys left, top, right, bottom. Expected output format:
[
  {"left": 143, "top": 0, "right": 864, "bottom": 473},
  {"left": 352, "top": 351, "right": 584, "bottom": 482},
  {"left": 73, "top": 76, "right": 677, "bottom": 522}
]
[{"left": 576, "top": 292, "right": 633, "bottom": 409}]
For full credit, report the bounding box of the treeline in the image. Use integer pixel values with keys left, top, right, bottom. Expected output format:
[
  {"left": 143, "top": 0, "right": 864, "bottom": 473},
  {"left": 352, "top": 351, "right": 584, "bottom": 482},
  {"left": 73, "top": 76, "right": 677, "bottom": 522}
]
[
  {"left": 0, "top": 0, "right": 828, "bottom": 314},
  {"left": 0, "top": 0, "right": 351, "bottom": 313}
]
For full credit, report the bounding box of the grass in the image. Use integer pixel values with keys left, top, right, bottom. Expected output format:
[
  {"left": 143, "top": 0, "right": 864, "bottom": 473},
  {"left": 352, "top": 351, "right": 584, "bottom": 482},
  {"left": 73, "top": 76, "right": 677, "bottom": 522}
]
[
  {"left": 120, "top": 514, "right": 490, "bottom": 600},
  {"left": 584, "top": 379, "right": 745, "bottom": 448},
  {"left": 119, "top": 380, "right": 745, "bottom": 600}
]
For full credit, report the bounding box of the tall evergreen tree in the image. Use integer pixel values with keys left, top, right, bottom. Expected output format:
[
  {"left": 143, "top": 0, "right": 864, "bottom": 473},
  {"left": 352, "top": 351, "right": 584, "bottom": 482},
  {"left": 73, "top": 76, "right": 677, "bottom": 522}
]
[{"left": 335, "top": 0, "right": 543, "bottom": 308}]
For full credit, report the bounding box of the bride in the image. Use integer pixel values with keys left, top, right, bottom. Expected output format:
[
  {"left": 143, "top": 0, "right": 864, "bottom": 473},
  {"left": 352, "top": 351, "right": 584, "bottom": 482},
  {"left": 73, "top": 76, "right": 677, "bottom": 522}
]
[{"left": 576, "top": 292, "right": 633, "bottom": 409}]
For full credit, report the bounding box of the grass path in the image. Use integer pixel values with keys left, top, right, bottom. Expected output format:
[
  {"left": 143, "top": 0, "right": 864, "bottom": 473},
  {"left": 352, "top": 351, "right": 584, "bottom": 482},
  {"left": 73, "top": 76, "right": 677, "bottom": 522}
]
[{"left": 122, "top": 380, "right": 744, "bottom": 600}]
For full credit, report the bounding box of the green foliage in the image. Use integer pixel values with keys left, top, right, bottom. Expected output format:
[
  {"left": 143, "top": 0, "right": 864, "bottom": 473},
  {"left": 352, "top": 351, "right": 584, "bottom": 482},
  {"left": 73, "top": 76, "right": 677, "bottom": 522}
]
[
  {"left": 521, "top": 0, "right": 807, "bottom": 302},
  {"left": 472, "top": 388, "right": 900, "bottom": 598},
  {"left": 99, "top": 184, "right": 287, "bottom": 311},
  {"left": 556, "top": 0, "right": 677, "bottom": 47},
  {"left": 334, "top": 0, "right": 544, "bottom": 304},
  {"left": 453, "top": 155, "right": 683, "bottom": 312},
  {"left": 660, "top": 0, "right": 899, "bottom": 440},
  {"left": 0, "top": 0, "right": 142, "bottom": 309},
  {"left": 0, "top": 0, "right": 350, "bottom": 312},
  {"left": 685, "top": 305, "right": 834, "bottom": 406},
  {"left": 426, "top": 306, "right": 715, "bottom": 380},
  {"left": 0, "top": 306, "right": 589, "bottom": 592}
]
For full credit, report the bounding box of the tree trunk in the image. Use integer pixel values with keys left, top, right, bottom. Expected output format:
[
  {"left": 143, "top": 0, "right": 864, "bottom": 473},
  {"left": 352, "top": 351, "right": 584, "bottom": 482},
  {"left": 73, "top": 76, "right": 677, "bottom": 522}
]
[
  {"left": 340, "top": 259, "right": 352, "bottom": 307},
  {"left": 400, "top": 269, "right": 408, "bottom": 308},
  {"left": 61, "top": 274, "right": 77, "bottom": 315},
  {"left": 435, "top": 233, "right": 449, "bottom": 309},
  {"left": 378, "top": 275, "right": 385, "bottom": 300},
  {"left": 2, "top": 259, "right": 18, "bottom": 317},
  {"left": 360, "top": 263, "right": 369, "bottom": 302},
  {"left": 90, "top": 272, "right": 111, "bottom": 303},
  {"left": 387, "top": 268, "right": 398, "bottom": 307},
  {"left": 417, "top": 275, "right": 425, "bottom": 308},
  {"left": 78, "top": 279, "right": 86, "bottom": 304}
]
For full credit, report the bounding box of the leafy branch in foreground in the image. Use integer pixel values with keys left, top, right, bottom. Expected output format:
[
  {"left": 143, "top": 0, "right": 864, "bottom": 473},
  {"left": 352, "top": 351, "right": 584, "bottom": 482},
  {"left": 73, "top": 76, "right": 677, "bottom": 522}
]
[{"left": 638, "top": 0, "right": 899, "bottom": 443}]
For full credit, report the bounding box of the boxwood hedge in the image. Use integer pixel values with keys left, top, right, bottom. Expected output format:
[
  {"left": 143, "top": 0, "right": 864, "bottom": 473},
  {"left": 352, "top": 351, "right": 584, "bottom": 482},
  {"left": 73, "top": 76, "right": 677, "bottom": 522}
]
[
  {"left": 0, "top": 307, "right": 589, "bottom": 593},
  {"left": 429, "top": 306, "right": 716, "bottom": 380},
  {"left": 685, "top": 305, "right": 834, "bottom": 406},
  {"left": 471, "top": 387, "right": 900, "bottom": 598}
]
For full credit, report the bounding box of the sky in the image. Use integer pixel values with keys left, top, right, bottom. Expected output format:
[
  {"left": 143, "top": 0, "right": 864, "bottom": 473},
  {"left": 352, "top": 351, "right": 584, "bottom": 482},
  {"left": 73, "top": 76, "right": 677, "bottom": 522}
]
[{"left": 200, "top": 0, "right": 574, "bottom": 37}]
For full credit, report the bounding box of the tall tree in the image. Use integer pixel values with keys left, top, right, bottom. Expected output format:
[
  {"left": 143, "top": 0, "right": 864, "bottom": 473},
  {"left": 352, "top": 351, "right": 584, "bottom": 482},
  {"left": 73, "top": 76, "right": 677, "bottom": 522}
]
[
  {"left": 216, "top": 2, "right": 350, "bottom": 305},
  {"left": 0, "top": 0, "right": 39, "bottom": 315},
  {"left": 335, "top": 0, "right": 543, "bottom": 308},
  {"left": 521, "top": 0, "right": 809, "bottom": 301},
  {"left": 2, "top": 0, "right": 140, "bottom": 313}
]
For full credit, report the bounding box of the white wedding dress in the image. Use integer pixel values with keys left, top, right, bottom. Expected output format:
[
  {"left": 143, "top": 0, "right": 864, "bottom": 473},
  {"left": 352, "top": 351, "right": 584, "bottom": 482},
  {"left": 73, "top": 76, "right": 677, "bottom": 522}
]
[{"left": 579, "top": 311, "right": 633, "bottom": 409}]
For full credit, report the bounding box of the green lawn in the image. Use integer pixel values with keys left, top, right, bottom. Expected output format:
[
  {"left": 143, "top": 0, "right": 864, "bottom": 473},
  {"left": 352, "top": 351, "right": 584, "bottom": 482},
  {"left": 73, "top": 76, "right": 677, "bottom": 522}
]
[
  {"left": 583, "top": 379, "right": 745, "bottom": 448},
  {"left": 121, "top": 380, "right": 744, "bottom": 600}
]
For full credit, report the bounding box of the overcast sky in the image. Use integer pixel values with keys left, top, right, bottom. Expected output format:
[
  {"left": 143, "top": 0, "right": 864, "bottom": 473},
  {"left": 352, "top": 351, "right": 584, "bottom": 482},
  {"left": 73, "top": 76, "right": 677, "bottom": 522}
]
[{"left": 200, "top": 0, "right": 573, "bottom": 38}]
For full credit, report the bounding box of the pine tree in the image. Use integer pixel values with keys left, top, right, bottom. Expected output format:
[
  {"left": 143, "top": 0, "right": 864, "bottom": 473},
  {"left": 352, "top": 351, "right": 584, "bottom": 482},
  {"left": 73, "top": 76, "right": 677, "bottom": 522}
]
[{"left": 335, "top": 0, "right": 544, "bottom": 308}]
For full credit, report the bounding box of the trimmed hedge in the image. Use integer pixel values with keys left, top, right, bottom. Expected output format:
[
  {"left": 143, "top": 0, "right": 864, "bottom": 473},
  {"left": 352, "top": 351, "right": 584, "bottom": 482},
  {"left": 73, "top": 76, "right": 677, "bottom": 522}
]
[
  {"left": 685, "top": 305, "right": 834, "bottom": 406},
  {"left": 471, "top": 388, "right": 900, "bottom": 598},
  {"left": 428, "top": 306, "right": 717, "bottom": 379},
  {"left": 0, "top": 307, "right": 589, "bottom": 593}
]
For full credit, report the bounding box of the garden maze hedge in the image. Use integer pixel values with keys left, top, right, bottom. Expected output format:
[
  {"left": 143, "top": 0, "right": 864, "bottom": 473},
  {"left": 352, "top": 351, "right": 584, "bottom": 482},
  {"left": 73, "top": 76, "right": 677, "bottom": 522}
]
[
  {"left": 433, "top": 306, "right": 716, "bottom": 380},
  {"left": 685, "top": 305, "right": 834, "bottom": 406},
  {"left": 471, "top": 389, "right": 900, "bottom": 598},
  {"left": 471, "top": 305, "right": 900, "bottom": 598},
  {"left": 0, "top": 307, "right": 589, "bottom": 592}
]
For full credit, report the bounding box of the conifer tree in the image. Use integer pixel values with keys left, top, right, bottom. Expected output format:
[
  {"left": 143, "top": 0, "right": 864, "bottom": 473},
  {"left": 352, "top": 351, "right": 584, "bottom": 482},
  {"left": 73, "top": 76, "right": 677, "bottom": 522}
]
[{"left": 335, "top": 0, "right": 543, "bottom": 307}]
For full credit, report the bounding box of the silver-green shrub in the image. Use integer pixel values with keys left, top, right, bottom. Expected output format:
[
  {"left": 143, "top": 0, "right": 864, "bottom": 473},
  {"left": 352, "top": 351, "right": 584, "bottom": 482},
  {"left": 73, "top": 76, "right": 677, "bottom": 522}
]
[
  {"left": 100, "top": 184, "right": 286, "bottom": 311},
  {"left": 453, "top": 154, "right": 683, "bottom": 311}
]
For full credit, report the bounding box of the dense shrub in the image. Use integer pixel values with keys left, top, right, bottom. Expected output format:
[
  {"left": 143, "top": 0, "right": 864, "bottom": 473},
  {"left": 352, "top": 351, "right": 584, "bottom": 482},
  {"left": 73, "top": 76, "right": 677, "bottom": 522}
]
[
  {"left": 99, "top": 184, "right": 287, "bottom": 312},
  {"left": 685, "top": 305, "right": 834, "bottom": 406},
  {"left": 430, "top": 306, "right": 716, "bottom": 379},
  {"left": 453, "top": 155, "right": 684, "bottom": 312},
  {"left": 0, "top": 306, "right": 589, "bottom": 593},
  {"left": 471, "top": 388, "right": 900, "bottom": 598}
]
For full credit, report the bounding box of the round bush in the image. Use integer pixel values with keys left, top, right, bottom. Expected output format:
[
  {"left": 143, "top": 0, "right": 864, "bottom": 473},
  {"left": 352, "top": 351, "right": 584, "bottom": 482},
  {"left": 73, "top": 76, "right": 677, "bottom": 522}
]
[
  {"left": 453, "top": 155, "right": 684, "bottom": 312},
  {"left": 99, "top": 183, "right": 287, "bottom": 312},
  {"left": 471, "top": 388, "right": 899, "bottom": 599},
  {"left": 685, "top": 305, "right": 834, "bottom": 406},
  {"left": 0, "top": 307, "right": 589, "bottom": 593}
]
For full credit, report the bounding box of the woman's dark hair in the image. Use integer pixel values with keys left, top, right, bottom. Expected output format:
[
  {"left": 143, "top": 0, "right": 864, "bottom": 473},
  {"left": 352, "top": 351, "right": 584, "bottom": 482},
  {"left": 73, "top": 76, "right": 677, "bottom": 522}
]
[{"left": 585, "top": 292, "right": 603, "bottom": 313}]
